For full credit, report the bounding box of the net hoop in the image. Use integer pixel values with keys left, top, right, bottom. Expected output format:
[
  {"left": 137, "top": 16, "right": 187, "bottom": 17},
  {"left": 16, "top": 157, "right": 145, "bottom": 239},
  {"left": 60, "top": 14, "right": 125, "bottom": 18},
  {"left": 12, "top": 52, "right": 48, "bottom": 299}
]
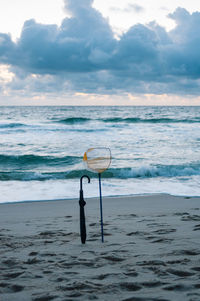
[{"left": 83, "top": 147, "right": 111, "bottom": 174}]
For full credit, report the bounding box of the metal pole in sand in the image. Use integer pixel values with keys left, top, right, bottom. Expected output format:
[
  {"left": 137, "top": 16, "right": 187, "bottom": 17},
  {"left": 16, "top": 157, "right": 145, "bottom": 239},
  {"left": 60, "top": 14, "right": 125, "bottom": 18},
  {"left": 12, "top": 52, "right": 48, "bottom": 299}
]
[{"left": 98, "top": 173, "right": 104, "bottom": 243}]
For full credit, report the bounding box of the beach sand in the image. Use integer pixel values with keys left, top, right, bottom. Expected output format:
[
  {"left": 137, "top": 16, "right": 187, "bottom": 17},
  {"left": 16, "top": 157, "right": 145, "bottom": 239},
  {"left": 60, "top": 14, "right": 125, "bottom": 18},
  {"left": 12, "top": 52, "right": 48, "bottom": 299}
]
[{"left": 0, "top": 194, "right": 200, "bottom": 301}]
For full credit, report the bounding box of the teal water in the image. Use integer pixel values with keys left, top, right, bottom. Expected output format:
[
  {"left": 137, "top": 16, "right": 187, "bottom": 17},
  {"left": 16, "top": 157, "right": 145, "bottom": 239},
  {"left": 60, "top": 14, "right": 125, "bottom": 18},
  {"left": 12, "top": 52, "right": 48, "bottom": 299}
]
[{"left": 0, "top": 106, "right": 200, "bottom": 202}]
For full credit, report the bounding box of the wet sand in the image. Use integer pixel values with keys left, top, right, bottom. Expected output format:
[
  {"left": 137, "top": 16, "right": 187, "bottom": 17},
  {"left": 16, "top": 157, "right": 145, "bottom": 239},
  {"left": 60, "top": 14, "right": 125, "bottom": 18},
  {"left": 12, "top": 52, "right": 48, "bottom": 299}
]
[{"left": 0, "top": 194, "right": 200, "bottom": 301}]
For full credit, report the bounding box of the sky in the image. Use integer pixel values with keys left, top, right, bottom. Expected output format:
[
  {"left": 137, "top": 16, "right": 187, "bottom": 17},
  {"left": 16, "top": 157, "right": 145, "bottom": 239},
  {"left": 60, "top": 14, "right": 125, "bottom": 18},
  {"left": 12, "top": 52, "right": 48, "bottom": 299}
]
[{"left": 0, "top": 0, "right": 200, "bottom": 105}]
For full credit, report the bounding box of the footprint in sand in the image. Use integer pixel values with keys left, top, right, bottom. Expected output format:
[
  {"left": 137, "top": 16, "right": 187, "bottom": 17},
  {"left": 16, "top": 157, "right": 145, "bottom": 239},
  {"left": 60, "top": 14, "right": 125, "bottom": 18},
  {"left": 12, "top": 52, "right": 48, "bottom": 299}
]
[
  {"left": 123, "top": 271, "right": 138, "bottom": 277},
  {"left": 181, "top": 214, "right": 200, "bottom": 221},
  {"left": 2, "top": 271, "right": 24, "bottom": 279},
  {"left": 141, "top": 281, "right": 166, "bottom": 288},
  {"left": 153, "top": 228, "right": 176, "bottom": 235},
  {"left": 32, "top": 294, "right": 58, "bottom": 301},
  {"left": 169, "top": 249, "right": 200, "bottom": 256},
  {"left": 24, "top": 257, "right": 42, "bottom": 264},
  {"left": 2, "top": 258, "right": 20, "bottom": 268},
  {"left": 0, "top": 282, "right": 24, "bottom": 293},
  {"left": 191, "top": 267, "right": 200, "bottom": 272},
  {"left": 94, "top": 273, "right": 115, "bottom": 280},
  {"left": 122, "top": 296, "right": 171, "bottom": 301},
  {"left": 193, "top": 224, "right": 200, "bottom": 231},
  {"left": 151, "top": 237, "right": 174, "bottom": 243},
  {"left": 29, "top": 251, "right": 38, "bottom": 256},
  {"left": 166, "top": 268, "right": 195, "bottom": 277},
  {"left": 163, "top": 283, "right": 193, "bottom": 291},
  {"left": 120, "top": 282, "right": 142, "bottom": 291},
  {"left": 103, "top": 255, "right": 125, "bottom": 262}
]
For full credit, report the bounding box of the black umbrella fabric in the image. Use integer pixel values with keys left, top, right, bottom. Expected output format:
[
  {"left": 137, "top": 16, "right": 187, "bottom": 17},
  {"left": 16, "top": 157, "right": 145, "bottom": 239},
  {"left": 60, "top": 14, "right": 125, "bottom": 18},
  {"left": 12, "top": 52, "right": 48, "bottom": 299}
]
[{"left": 79, "top": 175, "right": 90, "bottom": 244}]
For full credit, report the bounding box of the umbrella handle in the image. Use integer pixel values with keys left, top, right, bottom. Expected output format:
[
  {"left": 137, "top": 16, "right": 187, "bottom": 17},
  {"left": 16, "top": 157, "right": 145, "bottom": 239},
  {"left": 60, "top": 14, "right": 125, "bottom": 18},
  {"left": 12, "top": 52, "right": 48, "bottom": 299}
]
[{"left": 80, "top": 175, "right": 90, "bottom": 190}]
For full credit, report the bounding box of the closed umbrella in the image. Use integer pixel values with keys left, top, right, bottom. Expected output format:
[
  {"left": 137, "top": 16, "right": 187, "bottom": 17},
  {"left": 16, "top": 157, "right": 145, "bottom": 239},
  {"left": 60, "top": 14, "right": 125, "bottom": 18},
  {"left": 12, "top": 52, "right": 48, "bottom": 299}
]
[{"left": 79, "top": 175, "right": 90, "bottom": 244}]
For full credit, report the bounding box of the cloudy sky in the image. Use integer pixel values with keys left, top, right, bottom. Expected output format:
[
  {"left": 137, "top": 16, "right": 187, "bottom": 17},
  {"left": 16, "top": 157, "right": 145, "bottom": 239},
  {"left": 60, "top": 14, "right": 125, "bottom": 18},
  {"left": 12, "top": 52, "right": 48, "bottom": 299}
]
[{"left": 0, "top": 0, "right": 200, "bottom": 105}]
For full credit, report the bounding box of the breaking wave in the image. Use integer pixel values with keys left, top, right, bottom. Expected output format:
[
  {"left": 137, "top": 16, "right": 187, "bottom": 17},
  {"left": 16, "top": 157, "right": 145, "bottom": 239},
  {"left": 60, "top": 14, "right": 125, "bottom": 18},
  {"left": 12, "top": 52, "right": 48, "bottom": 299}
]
[{"left": 1, "top": 163, "right": 200, "bottom": 181}]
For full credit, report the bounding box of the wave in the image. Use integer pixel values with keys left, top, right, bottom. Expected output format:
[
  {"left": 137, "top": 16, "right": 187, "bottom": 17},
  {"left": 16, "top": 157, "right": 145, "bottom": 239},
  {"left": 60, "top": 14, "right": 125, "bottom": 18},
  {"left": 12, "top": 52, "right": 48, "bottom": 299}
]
[
  {"left": 57, "top": 117, "right": 91, "bottom": 124},
  {"left": 102, "top": 117, "right": 200, "bottom": 124},
  {"left": 0, "top": 170, "right": 92, "bottom": 181},
  {"left": 0, "top": 123, "right": 26, "bottom": 129},
  {"left": 55, "top": 117, "right": 200, "bottom": 124},
  {"left": 0, "top": 154, "right": 81, "bottom": 167},
  {"left": 1, "top": 163, "right": 200, "bottom": 181},
  {"left": 106, "top": 164, "right": 200, "bottom": 178}
]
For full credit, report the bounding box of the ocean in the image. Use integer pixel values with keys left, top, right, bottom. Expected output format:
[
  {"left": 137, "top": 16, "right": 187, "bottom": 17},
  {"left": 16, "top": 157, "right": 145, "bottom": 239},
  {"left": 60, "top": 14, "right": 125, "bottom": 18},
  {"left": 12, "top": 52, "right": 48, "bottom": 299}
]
[{"left": 0, "top": 106, "right": 200, "bottom": 203}]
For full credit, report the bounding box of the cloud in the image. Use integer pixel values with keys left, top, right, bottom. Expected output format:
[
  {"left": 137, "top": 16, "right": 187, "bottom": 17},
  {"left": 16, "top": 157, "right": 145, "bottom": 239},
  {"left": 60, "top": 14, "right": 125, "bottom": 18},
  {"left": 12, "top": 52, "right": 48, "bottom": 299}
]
[
  {"left": 110, "top": 3, "right": 144, "bottom": 14},
  {"left": 128, "top": 4, "right": 144, "bottom": 13},
  {"left": 0, "top": 1, "right": 200, "bottom": 98},
  {"left": 0, "top": 0, "right": 116, "bottom": 74}
]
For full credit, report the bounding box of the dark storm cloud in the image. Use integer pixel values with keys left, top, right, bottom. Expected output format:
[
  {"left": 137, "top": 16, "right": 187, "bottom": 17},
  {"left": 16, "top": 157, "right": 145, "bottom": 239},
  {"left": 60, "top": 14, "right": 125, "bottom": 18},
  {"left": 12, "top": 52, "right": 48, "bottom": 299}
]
[{"left": 0, "top": 0, "right": 200, "bottom": 95}]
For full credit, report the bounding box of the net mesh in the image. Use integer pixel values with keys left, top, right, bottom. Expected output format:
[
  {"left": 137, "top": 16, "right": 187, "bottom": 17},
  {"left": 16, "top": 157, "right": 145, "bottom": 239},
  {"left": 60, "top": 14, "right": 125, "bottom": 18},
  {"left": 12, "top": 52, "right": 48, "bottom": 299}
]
[{"left": 83, "top": 147, "right": 111, "bottom": 173}]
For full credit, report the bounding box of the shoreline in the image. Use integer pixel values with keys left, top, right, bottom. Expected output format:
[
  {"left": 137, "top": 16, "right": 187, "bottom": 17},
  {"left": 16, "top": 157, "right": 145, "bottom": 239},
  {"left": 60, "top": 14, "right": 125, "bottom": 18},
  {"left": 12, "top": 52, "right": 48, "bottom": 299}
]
[{"left": 0, "top": 192, "right": 200, "bottom": 205}]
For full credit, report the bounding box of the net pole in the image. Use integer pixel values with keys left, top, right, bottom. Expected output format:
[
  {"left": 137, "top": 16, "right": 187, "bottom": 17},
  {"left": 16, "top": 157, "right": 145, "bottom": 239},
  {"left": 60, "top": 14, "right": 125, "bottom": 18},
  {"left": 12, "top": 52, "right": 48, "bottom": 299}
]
[{"left": 98, "top": 173, "right": 104, "bottom": 243}]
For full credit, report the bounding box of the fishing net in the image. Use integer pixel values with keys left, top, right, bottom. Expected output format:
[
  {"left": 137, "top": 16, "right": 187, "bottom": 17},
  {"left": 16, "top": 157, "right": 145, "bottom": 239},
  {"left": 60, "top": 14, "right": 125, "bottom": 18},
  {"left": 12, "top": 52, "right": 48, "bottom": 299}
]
[
  {"left": 83, "top": 147, "right": 111, "bottom": 243},
  {"left": 83, "top": 147, "right": 111, "bottom": 174}
]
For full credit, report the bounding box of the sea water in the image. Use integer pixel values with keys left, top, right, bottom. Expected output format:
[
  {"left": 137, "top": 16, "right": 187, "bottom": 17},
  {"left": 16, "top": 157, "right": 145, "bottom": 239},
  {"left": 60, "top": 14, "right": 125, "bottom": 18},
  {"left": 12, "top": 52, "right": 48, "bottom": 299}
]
[{"left": 0, "top": 106, "right": 200, "bottom": 203}]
